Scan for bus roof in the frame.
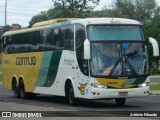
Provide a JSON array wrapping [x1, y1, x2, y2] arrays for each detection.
[[3, 18, 142, 36], [72, 18, 142, 25]]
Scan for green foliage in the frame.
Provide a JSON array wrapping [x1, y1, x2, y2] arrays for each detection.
[[101, 0, 157, 22], [29, 11, 49, 27], [150, 67, 160, 75], [52, 0, 99, 17], [143, 16, 160, 72], [29, 0, 100, 27], [29, 0, 159, 25]]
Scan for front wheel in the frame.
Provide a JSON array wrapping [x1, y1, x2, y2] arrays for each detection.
[[115, 98, 126, 106], [67, 84, 78, 106]]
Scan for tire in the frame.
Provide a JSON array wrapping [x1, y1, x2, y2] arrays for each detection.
[[67, 84, 78, 106], [28, 93, 36, 99], [19, 81, 28, 99], [13, 83, 20, 98], [115, 98, 126, 106]]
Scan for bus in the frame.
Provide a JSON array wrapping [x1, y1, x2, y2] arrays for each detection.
[[2, 18, 159, 106]]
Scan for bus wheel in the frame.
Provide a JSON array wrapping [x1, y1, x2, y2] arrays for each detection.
[[19, 81, 28, 99], [68, 84, 77, 106], [115, 98, 126, 106], [13, 83, 20, 98]]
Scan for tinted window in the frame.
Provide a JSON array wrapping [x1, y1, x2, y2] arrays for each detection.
[[76, 24, 86, 56], [12, 34, 23, 53], [3, 36, 12, 54], [3, 25, 75, 54], [87, 25, 144, 41], [61, 25, 74, 50], [52, 28, 64, 49], [75, 24, 88, 75], [39, 28, 54, 51]]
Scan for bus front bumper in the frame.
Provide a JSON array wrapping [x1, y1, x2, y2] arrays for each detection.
[[89, 86, 149, 99]]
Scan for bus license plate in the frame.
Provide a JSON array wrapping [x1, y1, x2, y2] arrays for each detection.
[[119, 92, 128, 96]]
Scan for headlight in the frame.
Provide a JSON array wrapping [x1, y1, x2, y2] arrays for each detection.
[[138, 82, 149, 87], [91, 83, 107, 89]]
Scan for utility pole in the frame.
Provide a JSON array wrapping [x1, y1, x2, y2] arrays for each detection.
[[5, 0, 7, 26], [62, 0, 65, 17]]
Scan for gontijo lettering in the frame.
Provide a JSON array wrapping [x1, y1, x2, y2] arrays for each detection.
[[16, 57, 36, 66]]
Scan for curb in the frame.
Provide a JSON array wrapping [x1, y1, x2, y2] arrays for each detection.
[[149, 91, 160, 95]]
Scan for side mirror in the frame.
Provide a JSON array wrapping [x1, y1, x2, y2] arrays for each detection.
[[149, 37, 159, 57], [84, 39, 91, 59]]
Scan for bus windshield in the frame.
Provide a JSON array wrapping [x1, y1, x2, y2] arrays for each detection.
[[90, 43, 148, 78], [87, 25, 148, 78], [87, 25, 144, 41]]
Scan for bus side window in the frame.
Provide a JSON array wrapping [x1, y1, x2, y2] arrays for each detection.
[[5, 36, 12, 54], [56, 28, 63, 49], [23, 33, 31, 52], [12, 35, 22, 53], [3, 37, 7, 53], [31, 31, 40, 52], [50, 28, 64, 50], [75, 24, 88, 76], [61, 25, 74, 51], [3, 37, 6, 50]]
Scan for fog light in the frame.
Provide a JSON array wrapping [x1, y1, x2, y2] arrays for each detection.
[[91, 83, 107, 89]]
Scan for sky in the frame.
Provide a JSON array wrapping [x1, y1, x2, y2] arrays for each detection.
[[0, 0, 113, 27]]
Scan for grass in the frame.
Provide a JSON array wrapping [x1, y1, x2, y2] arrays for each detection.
[[150, 83, 160, 95], [150, 83, 160, 91]]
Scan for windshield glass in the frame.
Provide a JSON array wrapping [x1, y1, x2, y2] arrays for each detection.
[[90, 43, 148, 77], [88, 25, 144, 41]]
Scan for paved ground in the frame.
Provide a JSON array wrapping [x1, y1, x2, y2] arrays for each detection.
[[0, 83, 160, 119], [0, 76, 160, 119]]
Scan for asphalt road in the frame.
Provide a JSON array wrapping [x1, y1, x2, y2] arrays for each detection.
[[150, 76, 160, 83], [0, 83, 160, 120]]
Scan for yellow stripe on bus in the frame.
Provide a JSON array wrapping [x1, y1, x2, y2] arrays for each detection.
[[96, 78, 136, 88]]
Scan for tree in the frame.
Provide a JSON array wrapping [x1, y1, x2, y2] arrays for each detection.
[[11, 24, 22, 30], [141, 14, 160, 74], [52, 0, 99, 17], [101, 0, 157, 22], [47, 6, 66, 19], [29, 0, 100, 26], [29, 11, 49, 27]]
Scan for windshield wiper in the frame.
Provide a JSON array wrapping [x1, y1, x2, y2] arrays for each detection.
[[124, 57, 137, 75], [109, 44, 138, 77]]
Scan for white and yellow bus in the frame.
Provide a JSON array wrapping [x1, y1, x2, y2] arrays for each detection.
[[2, 18, 159, 106]]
